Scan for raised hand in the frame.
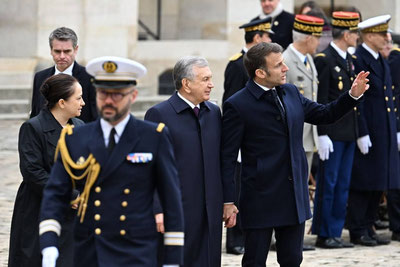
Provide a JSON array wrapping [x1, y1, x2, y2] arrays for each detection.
[[350, 71, 370, 97]]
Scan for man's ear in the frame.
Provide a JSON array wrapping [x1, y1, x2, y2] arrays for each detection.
[[130, 89, 138, 103], [255, 68, 267, 79], [181, 78, 191, 94]]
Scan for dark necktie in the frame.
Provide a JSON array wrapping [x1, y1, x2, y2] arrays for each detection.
[[108, 128, 116, 153], [345, 57, 350, 72], [193, 106, 200, 117], [271, 89, 286, 122]]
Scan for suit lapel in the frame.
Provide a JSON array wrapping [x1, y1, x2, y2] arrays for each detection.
[[87, 120, 108, 171], [359, 46, 382, 77], [100, 116, 141, 179]]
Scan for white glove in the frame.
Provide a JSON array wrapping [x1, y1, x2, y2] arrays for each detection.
[[397, 132, 400, 151], [357, 135, 372, 155], [42, 246, 59, 267], [317, 135, 334, 161]]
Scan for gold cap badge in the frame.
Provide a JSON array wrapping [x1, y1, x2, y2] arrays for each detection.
[[103, 61, 118, 73]]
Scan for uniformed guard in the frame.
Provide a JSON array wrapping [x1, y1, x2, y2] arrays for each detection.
[[39, 56, 184, 267], [253, 0, 295, 49], [283, 14, 324, 177], [222, 17, 273, 255], [311, 11, 360, 249], [348, 14, 399, 246]]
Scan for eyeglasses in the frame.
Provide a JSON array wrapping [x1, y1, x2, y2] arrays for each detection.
[[96, 89, 133, 102]]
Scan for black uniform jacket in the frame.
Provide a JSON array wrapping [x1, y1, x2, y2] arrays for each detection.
[[314, 44, 358, 141]]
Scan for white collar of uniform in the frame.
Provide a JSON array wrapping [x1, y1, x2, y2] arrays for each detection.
[[330, 41, 347, 60], [243, 46, 248, 53], [259, 2, 283, 20], [362, 42, 379, 60], [289, 44, 307, 64], [54, 62, 74, 76], [177, 91, 200, 109], [254, 80, 273, 91], [100, 113, 130, 146]]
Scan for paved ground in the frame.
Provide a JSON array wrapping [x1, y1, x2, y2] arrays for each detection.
[[1, 119, 400, 266]]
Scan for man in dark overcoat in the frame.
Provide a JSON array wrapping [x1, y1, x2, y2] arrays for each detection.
[[252, 0, 294, 49], [39, 56, 184, 267], [222, 17, 273, 255], [311, 11, 360, 249], [221, 41, 369, 266], [145, 56, 223, 267], [348, 15, 400, 246], [30, 27, 97, 122]]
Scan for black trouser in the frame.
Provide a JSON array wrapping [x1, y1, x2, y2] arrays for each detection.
[[347, 189, 382, 238], [387, 189, 400, 233], [242, 223, 304, 267]]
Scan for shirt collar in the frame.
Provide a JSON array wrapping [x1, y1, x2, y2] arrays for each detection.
[[177, 91, 200, 109], [100, 113, 130, 146], [242, 46, 248, 53], [362, 42, 379, 60], [54, 62, 74, 76], [289, 44, 307, 63], [330, 41, 348, 60], [254, 80, 273, 91]]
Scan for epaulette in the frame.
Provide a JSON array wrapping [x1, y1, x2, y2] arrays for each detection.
[[156, 122, 165, 133], [315, 53, 326, 57], [229, 53, 243, 61], [352, 55, 357, 59], [392, 47, 400, 53]]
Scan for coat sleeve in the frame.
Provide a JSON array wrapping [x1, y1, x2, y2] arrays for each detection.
[[30, 73, 42, 118], [314, 55, 330, 136], [18, 121, 50, 196], [300, 85, 360, 125], [221, 100, 245, 203], [155, 127, 184, 265], [144, 108, 164, 215]]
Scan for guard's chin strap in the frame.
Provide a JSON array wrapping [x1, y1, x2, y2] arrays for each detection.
[[55, 124, 101, 223]]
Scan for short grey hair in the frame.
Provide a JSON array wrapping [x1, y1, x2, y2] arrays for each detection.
[[292, 30, 309, 43], [49, 27, 78, 49], [173, 56, 209, 90]]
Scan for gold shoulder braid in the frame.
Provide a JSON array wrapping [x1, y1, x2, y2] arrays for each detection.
[[54, 124, 101, 223]]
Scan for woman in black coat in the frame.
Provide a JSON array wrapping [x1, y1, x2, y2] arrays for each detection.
[[8, 74, 85, 267]]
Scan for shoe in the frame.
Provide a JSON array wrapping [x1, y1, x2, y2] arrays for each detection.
[[371, 234, 391, 245], [374, 220, 389, 230], [333, 238, 354, 248], [315, 237, 343, 249], [226, 246, 245, 255], [302, 244, 315, 251], [392, 232, 400, 241], [350, 235, 377, 246]]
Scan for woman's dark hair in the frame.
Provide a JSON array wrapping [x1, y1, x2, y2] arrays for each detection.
[[40, 74, 78, 109]]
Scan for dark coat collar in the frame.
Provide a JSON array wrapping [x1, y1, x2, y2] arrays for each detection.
[[168, 91, 212, 114]]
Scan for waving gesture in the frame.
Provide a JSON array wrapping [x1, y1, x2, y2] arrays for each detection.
[[350, 71, 370, 97]]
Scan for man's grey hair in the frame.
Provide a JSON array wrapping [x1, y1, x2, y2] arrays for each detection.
[[49, 27, 78, 49], [173, 56, 209, 90], [292, 30, 310, 43]]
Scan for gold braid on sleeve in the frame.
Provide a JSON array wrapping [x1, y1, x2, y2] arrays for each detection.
[[54, 124, 101, 223]]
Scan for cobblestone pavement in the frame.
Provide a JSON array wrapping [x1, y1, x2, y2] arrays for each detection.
[[1, 120, 400, 266]]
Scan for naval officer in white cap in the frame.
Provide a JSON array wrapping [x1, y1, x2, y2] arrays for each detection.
[[348, 15, 400, 246], [39, 56, 184, 267]]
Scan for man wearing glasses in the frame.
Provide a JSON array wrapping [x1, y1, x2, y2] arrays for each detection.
[[39, 56, 184, 267]]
